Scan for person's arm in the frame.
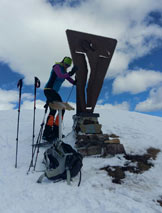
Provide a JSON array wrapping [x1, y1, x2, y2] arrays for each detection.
[[54, 64, 75, 84], [66, 75, 75, 84], [54, 65, 69, 78], [68, 66, 78, 76]]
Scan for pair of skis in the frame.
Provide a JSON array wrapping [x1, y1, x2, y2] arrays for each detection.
[[15, 77, 40, 168]]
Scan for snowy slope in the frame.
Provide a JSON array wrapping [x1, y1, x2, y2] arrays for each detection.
[[0, 108, 162, 213]]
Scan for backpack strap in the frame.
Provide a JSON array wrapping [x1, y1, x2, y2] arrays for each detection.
[[37, 173, 45, 183], [66, 168, 71, 185], [78, 170, 82, 187], [65, 153, 73, 185]]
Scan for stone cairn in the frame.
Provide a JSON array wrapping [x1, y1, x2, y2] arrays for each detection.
[[73, 113, 126, 157]]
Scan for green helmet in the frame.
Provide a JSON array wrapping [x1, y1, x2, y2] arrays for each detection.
[[63, 57, 72, 66]]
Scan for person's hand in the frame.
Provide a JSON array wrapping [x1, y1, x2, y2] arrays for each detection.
[[73, 79, 77, 85], [68, 65, 78, 76]]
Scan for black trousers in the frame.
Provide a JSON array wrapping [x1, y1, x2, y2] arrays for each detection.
[[44, 89, 65, 118], [43, 89, 65, 138]]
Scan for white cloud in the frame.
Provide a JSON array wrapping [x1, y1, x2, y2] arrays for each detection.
[[97, 99, 104, 105], [113, 69, 162, 94], [97, 91, 110, 105], [0, 102, 16, 110], [0, 89, 18, 110], [0, 0, 162, 85], [135, 86, 162, 112], [22, 93, 33, 100], [0, 88, 37, 110], [21, 100, 45, 110], [96, 101, 130, 111]]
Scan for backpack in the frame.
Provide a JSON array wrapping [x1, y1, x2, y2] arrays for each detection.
[[37, 142, 83, 185]]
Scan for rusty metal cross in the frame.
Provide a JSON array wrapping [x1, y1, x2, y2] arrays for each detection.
[[66, 29, 117, 114]]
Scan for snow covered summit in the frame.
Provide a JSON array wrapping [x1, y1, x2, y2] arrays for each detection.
[[0, 108, 162, 213]]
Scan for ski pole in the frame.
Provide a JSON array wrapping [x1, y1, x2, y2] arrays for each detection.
[[33, 120, 44, 171], [31, 77, 40, 166], [15, 78, 23, 168], [27, 104, 48, 174]]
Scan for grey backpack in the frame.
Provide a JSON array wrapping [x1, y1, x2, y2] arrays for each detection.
[[37, 142, 83, 185]]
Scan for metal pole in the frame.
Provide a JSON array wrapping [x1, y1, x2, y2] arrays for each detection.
[[27, 104, 48, 174], [31, 77, 40, 166], [58, 109, 62, 141], [15, 79, 23, 168]]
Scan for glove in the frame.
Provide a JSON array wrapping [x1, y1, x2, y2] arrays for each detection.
[[68, 65, 78, 76], [44, 102, 49, 110], [73, 79, 77, 85]]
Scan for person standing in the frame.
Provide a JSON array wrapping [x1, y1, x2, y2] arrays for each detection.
[[43, 56, 77, 141]]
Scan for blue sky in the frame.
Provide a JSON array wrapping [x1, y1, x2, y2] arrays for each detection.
[[0, 0, 162, 117]]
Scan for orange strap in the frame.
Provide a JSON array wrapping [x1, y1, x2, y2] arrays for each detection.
[[54, 114, 63, 126], [47, 115, 54, 126]]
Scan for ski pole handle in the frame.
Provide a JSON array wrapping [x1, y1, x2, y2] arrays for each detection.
[[34, 77, 40, 88], [17, 79, 23, 90]]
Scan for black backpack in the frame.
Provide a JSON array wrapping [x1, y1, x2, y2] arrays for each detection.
[[37, 142, 83, 185]]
